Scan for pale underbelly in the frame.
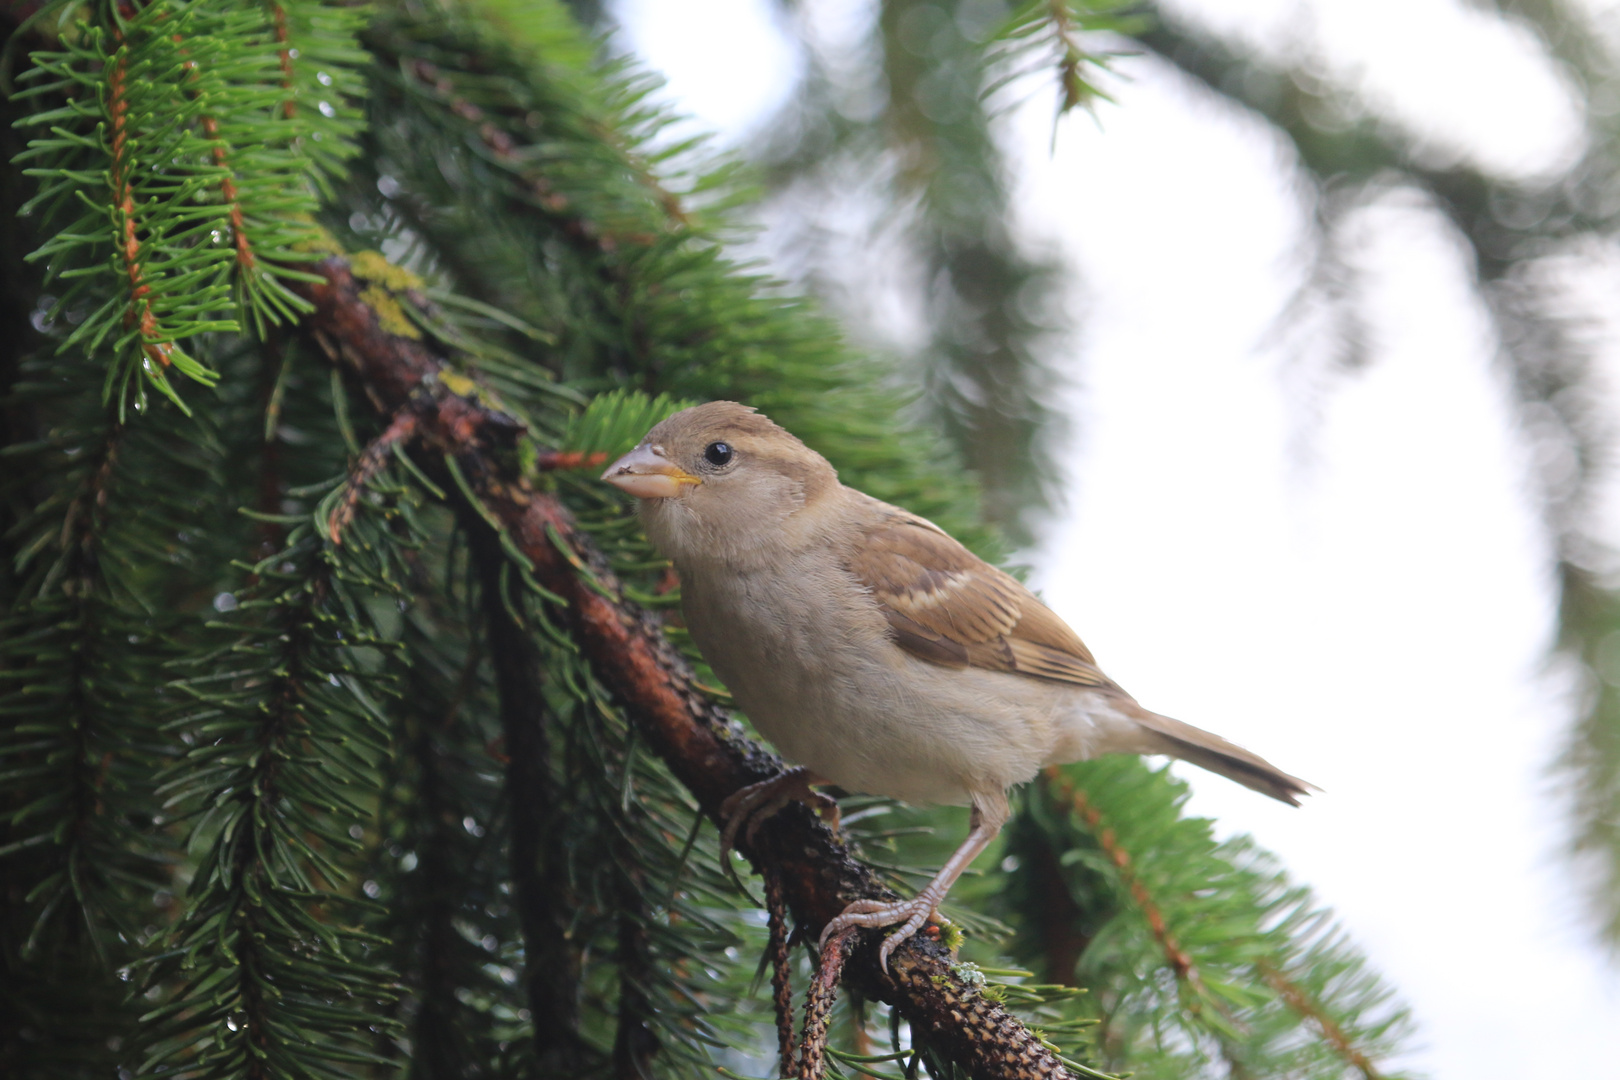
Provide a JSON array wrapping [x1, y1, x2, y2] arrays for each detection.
[[680, 566, 1126, 806], [722, 645, 1088, 806]]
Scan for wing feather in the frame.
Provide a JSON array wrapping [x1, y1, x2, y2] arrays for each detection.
[[847, 508, 1112, 688]]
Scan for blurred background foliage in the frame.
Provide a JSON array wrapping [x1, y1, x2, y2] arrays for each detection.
[[2, 0, 1618, 1078]]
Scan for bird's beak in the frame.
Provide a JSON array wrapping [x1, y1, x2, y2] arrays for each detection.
[[600, 444, 701, 499]]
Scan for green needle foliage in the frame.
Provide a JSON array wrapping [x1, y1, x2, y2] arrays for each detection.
[[140, 474, 419, 1079], [14, 0, 364, 414], [2, 1, 1415, 1078], [1008, 761, 1409, 1079]]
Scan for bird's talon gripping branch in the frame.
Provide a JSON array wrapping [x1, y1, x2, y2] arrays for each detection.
[[718, 765, 840, 864], [820, 895, 940, 973]]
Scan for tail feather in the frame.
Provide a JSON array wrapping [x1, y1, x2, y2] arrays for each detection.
[[1127, 708, 1312, 807]]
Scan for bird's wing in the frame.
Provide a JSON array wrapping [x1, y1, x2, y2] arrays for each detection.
[[847, 509, 1114, 688]]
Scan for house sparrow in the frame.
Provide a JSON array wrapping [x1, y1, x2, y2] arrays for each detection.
[[602, 401, 1310, 969]]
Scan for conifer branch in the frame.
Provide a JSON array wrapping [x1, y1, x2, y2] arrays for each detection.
[[1034, 763, 1404, 1077], [0, 349, 227, 1071], [612, 853, 659, 1080], [373, 577, 539, 1078], [4, 420, 146, 959], [990, 1, 1125, 118], [403, 56, 659, 254], [397, 656, 479, 1076], [1041, 769, 1198, 987], [142, 475, 411, 1079], [105, 39, 170, 371], [293, 252, 1075, 1080], [1256, 961, 1382, 1080], [202, 110, 256, 270], [267, 0, 294, 119]]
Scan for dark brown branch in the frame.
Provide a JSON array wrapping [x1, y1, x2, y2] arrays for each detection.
[[468, 523, 591, 1074], [763, 870, 795, 1078], [292, 255, 1072, 1080], [796, 928, 852, 1080], [1020, 811, 1091, 987], [329, 409, 418, 545]]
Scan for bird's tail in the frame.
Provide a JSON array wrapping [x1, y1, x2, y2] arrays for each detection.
[[1126, 706, 1313, 806]]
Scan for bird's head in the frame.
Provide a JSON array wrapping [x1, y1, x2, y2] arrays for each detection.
[[601, 401, 840, 565]]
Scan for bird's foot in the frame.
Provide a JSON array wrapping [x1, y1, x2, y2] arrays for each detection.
[[718, 766, 839, 863], [818, 894, 940, 974]]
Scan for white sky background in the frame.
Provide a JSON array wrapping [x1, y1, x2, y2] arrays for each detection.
[[611, 0, 1620, 1075]]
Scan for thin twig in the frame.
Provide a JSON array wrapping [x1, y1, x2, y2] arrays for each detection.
[[796, 928, 853, 1080], [764, 870, 795, 1077], [106, 33, 169, 367], [329, 409, 418, 545], [533, 449, 609, 471], [267, 0, 295, 119]]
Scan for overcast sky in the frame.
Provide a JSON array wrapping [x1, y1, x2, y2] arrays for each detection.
[[610, 1, 1620, 1075]]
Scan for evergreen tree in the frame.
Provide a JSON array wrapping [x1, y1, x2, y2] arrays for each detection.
[[1, 2, 1417, 1078]]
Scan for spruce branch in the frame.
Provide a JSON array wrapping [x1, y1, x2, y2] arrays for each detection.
[[12, 0, 368, 412], [1026, 761, 1410, 1079], [612, 844, 660, 1080], [367, 563, 535, 1079], [268, 0, 295, 119], [0, 351, 228, 1073], [329, 408, 419, 544], [106, 40, 172, 374], [141, 472, 416, 1079], [1041, 769, 1198, 988], [268, 0, 368, 184], [16, 7, 234, 412], [988, 1, 1139, 118], [292, 251, 1075, 1080], [1256, 961, 1382, 1080]]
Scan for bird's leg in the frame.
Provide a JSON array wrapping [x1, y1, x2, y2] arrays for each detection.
[[719, 766, 840, 863], [819, 792, 1009, 973]]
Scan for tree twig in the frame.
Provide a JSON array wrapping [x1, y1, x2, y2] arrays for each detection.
[[763, 870, 795, 1078], [796, 928, 852, 1080], [329, 408, 418, 544]]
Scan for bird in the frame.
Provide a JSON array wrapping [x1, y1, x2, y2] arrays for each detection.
[[601, 400, 1310, 971]]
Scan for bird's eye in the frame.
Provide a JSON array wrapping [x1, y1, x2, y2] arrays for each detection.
[[703, 442, 734, 467]]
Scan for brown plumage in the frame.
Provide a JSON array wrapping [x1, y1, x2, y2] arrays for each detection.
[[850, 511, 1112, 686], [602, 401, 1312, 968]]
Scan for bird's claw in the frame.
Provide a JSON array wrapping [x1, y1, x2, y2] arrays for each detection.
[[718, 766, 839, 865], [818, 895, 939, 974]]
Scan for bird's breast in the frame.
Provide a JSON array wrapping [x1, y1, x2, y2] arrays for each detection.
[[676, 554, 1070, 805]]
